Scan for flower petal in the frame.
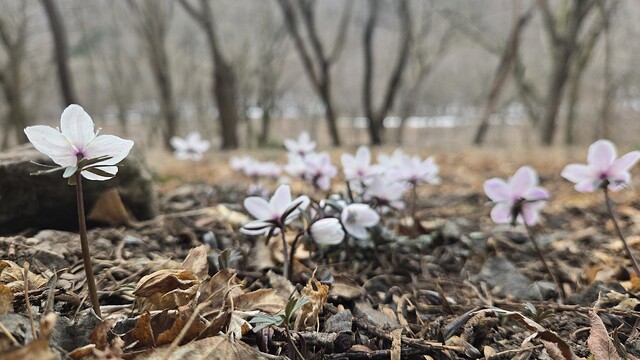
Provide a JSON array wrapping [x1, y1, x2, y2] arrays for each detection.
[[588, 139, 616, 171], [561, 164, 594, 184], [509, 166, 537, 197], [609, 151, 640, 181], [81, 166, 118, 181], [521, 202, 541, 225], [24, 125, 76, 168], [60, 104, 96, 149], [358, 206, 380, 227], [244, 197, 273, 220], [575, 180, 598, 193], [490, 202, 512, 224], [343, 222, 367, 239], [283, 195, 310, 224], [524, 186, 549, 202], [483, 178, 510, 202], [170, 137, 188, 151], [84, 135, 134, 166], [270, 184, 292, 215]]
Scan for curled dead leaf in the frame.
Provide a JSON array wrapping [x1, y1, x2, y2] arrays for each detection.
[[587, 310, 621, 360], [134, 269, 199, 310], [294, 276, 329, 331], [0, 260, 47, 292]]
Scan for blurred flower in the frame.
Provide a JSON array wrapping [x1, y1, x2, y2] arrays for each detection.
[[247, 182, 269, 198], [395, 155, 440, 185], [241, 184, 310, 236], [484, 166, 549, 226], [284, 131, 316, 156], [284, 153, 308, 179], [230, 155, 255, 172], [253, 161, 282, 179], [561, 139, 640, 192], [170, 132, 210, 161], [24, 104, 134, 181], [364, 177, 406, 210], [341, 146, 382, 182], [302, 152, 337, 191], [340, 203, 380, 239], [377, 148, 405, 171], [310, 218, 345, 245]]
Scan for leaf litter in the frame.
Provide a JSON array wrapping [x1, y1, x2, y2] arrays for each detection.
[[1, 148, 640, 359]]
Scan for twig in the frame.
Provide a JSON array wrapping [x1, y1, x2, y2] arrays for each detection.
[[22, 262, 37, 339], [523, 221, 565, 303], [486, 344, 542, 359]]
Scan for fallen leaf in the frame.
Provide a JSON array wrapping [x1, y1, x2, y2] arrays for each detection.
[[0, 339, 56, 360], [0, 284, 14, 314], [139, 335, 283, 360], [87, 188, 131, 226], [233, 289, 288, 314], [0, 261, 47, 292], [123, 311, 155, 349], [587, 310, 621, 360], [134, 269, 199, 310], [182, 245, 210, 280], [329, 276, 363, 300], [155, 306, 206, 346], [89, 319, 116, 351], [294, 276, 329, 330]]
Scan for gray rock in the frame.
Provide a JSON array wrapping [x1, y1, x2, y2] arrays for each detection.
[[472, 256, 536, 300], [0, 144, 157, 234]]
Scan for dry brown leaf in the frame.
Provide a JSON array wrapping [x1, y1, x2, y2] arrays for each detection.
[[139, 335, 283, 360], [233, 289, 288, 314], [0, 260, 47, 292], [124, 311, 155, 349], [182, 245, 210, 280], [0, 339, 56, 360], [88, 319, 116, 351], [199, 268, 243, 307], [154, 306, 206, 347], [0, 284, 14, 314], [329, 275, 364, 300], [134, 269, 199, 310], [540, 339, 570, 360], [248, 239, 276, 271], [294, 276, 329, 330], [87, 188, 131, 226], [266, 270, 296, 297], [587, 310, 621, 360]]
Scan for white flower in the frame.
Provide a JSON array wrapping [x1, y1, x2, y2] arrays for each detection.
[[284, 131, 316, 156], [340, 204, 380, 239], [341, 146, 382, 182], [302, 152, 338, 191], [170, 131, 210, 161], [377, 148, 406, 171], [284, 153, 308, 179], [364, 177, 407, 210], [253, 161, 282, 179], [24, 104, 134, 181], [395, 155, 440, 185], [230, 155, 256, 172], [241, 184, 310, 236], [310, 218, 345, 245]]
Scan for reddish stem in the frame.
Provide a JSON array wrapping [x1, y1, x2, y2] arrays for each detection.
[[603, 186, 640, 277]]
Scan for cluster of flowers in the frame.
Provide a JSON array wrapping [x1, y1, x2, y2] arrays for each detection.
[[234, 132, 442, 248], [485, 139, 640, 226]]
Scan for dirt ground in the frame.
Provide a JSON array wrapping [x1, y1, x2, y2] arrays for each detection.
[[2, 145, 640, 359]]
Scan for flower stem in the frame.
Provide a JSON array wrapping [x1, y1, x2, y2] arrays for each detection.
[[523, 221, 564, 302], [75, 172, 102, 317], [281, 229, 290, 280], [411, 181, 418, 227], [603, 186, 640, 277]]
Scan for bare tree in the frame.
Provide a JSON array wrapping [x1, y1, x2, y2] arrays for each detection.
[[537, 0, 603, 145], [128, 0, 178, 150], [362, 0, 411, 146], [178, 0, 239, 149], [396, 3, 453, 145], [276, 0, 352, 147], [473, 2, 533, 145], [596, 2, 614, 141], [562, 1, 617, 144], [0, 1, 29, 148], [40, 0, 78, 106]]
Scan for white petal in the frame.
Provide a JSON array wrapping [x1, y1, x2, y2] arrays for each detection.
[[343, 222, 367, 239], [490, 202, 512, 224], [561, 164, 595, 184], [509, 166, 537, 197], [483, 178, 510, 202], [60, 104, 96, 149], [170, 137, 188, 151], [81, 166, 118, 181], [84, 134, 134, 166], [270, 185, 292, 215], [588, 139, 616, 171], [24, 125, 76, 168], [244, 197, 273, 220]]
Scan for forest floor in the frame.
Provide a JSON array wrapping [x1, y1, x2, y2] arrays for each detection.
[[2, 146, 640, 359]]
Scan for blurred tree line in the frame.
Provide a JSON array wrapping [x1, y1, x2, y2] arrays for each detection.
[[0, 0, 637, 150]]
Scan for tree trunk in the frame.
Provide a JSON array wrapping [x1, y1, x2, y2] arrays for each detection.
[[40, 0, 78, 106], [540, 54, 571, 146]]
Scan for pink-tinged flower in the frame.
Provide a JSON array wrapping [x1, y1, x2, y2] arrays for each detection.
[[253, 161, 282, 179], [341, 146, 382, 182], [241, 184, 310, 236], [310, 218, 345, 245], [395, 155, 440, 185], [24, 104, 134, 181], [170, 131, 210, 161], [483, 166, 549, 225], [230, 155, 255, 172], [302, 152, 337, 191], [364, 177, 407, 210], [284, 131, 316, 156], [561, 139, 640, 192], [377, 148, 405, 171], [284, 153, 308, 179], [340, 203, 380, 239]]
